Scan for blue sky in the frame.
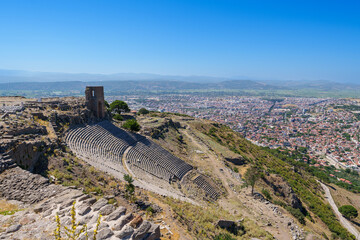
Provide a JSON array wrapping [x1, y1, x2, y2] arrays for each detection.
[[0, 0, 359, 82]]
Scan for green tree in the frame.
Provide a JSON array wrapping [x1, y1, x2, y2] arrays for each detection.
[[123, 119, 140, 132], [244, 166, 262, 195], [124, 174, 135, 201], [339, 205, 358, 219], [109, 100, 130, 114], [138, 108, 149, 115], [104, 100, 110, 108]]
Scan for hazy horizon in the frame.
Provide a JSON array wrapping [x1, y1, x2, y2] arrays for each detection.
[[1, 68, 359, 85]]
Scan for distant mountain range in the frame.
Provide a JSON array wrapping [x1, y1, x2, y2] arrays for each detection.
[[0, 69, 359, 85], [0, 69, 359, 96], [0, 79, 280, 92], [0, 69, 226, 83]]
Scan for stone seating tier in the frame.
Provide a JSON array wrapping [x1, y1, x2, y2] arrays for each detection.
[[65, 121, 193, 183], [193, 175, 220, 200]]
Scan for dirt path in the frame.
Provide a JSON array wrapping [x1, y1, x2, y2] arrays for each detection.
[[319, 182, 360, 239], [181, 128, 238, 198], [182, 127, 296, 240]]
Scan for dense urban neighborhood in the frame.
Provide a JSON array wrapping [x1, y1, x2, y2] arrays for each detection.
[[120, 95, 360, 174]]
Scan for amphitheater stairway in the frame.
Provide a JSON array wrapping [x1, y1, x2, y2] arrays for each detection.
[[193, 175, 221, 200]]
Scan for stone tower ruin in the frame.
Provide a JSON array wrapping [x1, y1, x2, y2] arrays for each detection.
[[85, 86, 106, 119]]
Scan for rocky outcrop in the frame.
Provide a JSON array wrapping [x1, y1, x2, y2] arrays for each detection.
[[9, 141, 48, 172], [142, 118, 183, 139], [263, 174, 304, 211], [0, 167, 161, 240], [216, 219, 245, 235], [0, 167, 64, 203]]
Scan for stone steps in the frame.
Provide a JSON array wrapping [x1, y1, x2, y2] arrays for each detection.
[[193, 175, 220, 200]]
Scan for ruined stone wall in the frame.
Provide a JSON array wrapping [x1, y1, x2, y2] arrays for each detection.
[[85, 86, 105, 119]]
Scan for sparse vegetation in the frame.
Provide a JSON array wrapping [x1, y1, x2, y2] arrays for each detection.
[[122, 119, 140, 131], [213, 233, 236, 240], [199, 122, 354, 239], [261, 189, 272, 200], [124, 174, 135, 202], [164, 197, 272, 239]]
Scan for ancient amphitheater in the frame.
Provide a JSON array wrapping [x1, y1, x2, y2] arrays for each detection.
[[65, 120, 220, 201]]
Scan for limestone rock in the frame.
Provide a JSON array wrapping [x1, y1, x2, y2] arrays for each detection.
[[96, 228, 113, 240], [82, 197, 96, 206], [113, 213, 133, 231], [115, 225, 134, 239], [78, 214, 92, 225], [99, 204, 115, 216], [146, 223, 161, 240], [60, 199, 75, 210], [6, 224, 21, 233], [98, 222, 109, 230], [77, 206, 91, 216], [92, 198, 108, 211], [132, 221, 152, 240], [78, 194, 91, 202], [106, 206, 126, 221]]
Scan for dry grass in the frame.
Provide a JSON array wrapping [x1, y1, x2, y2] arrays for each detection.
[[0, 199, 18, 213], [34, 117, 57, 139]]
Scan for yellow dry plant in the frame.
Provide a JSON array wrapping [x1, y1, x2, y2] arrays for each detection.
[[54, 201, 101, 240]]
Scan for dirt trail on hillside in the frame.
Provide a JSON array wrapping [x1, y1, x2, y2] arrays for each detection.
[[320, 182, 360, 239]]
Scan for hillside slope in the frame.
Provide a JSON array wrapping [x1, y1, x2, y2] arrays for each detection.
[[1, 100, 356, 239], [137, 112, 356, 240]]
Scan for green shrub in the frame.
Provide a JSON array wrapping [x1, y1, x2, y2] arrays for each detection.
[[286, 206, 305, 225], [261, 189, 272, 200], [146, 206, 155, 217], [124, 174, 135, 201], [339, 205, 358, 219], [123, 119, 140, 132], [0, 210, 21, 216], [113, 114, 123, 121]]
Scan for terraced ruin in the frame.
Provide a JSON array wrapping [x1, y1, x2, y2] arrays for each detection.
[[0, 167, 160, 240], [65, 120, 221, 201]]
